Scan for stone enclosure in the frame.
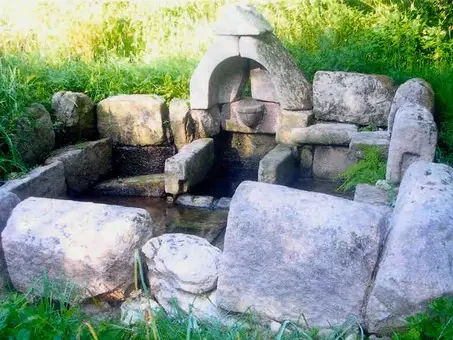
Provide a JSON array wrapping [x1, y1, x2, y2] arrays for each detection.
[[0, 4, 447, 337]]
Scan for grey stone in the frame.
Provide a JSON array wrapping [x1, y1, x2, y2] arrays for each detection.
[[258, 144, 298, 185], [276, 110, 314, 144], [142, 234, 221, 295], [217, 181, 389, 327], [222, 100, 279, 134], [299, 145, 313, 178], [214, 197, 232, 210], [15, 104, 55, 166], [97, 94, 168, 146], [366, 161, 453, 334], [169, 99, 195, 150], [52, 91, 97, 143], [240, 34, 312, 110], [2, 162, 66, 200], [45, 138, 112, 193], [120, 292, 161, 326], [213, 4, 273, 36], [349, 131, 390, 159], [250, 61, 279, 102], [113, 145, 176, 176], [388, 78, 434, 135], [2, 197, 153, 299], [313, 146, 358, 180], [354, 184, 389, 206], [386, 103, 437, 184], [0, 190, 21, 291], [190, 106, 221, 138], [165, 139, 214, 196], [291, 123, 358, 146], [93, 174, 165, 197], [313, 71, 396, 126], [190, 36, 246, 109], [175, 195, 215, 209]]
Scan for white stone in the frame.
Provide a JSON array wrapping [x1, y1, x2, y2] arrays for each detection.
[[367, 161, 453, 333], [240, 34, 312, 110], [217, 181, 389, 327], [2, 162, 66, 200], [120, 293, 161, 326], [97, 94, 168, 146], [164, 138, 214, 196], [213, 197, 232, 210], [2, 197, 153, 299], [388, 78, 434, 135], [313, 71, 396, 126], [142, 234, 221, 295], [313, 146, 358, 180], [175, 195, 215, 209], [258, 144, 298, 185], [290, 123, 358, 146], [45, 139, 112, 193], [354, 184, 389, 206], [386, 103, 437, 184], [213, 4, 273, 36]]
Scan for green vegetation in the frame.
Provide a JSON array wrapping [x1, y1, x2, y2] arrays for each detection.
[[337, 146, 386, 191], [0, 0, 452, 180]]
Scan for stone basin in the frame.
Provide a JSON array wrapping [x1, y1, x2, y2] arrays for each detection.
[[236, 98, 265, 128]]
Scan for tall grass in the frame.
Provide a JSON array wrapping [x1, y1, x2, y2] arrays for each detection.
[[0, 0, 452, 179]]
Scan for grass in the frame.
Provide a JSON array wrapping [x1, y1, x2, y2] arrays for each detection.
[[0, 0, 452, 180], [337, 146, 386, 192]]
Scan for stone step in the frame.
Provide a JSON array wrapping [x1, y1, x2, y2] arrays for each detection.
[[290, 123, 358, 146], [93, 174, 165, 197]]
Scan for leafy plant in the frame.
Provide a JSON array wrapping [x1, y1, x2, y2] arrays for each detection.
[[337, 146, 386, 192]]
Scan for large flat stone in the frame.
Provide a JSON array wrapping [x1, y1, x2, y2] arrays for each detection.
[[217, 181, 389, 327], [2, 162, 66, 200], [388, 78, 434, 135], [366, 162, 453, 334], [2, 197, 153, 299], [386, 103, 437, 184], [113, 145, 176, 176], [240, 34, 312, 110], [353, 184, 389, 206], [93, 174, 165, 197], [313, 146, 358, 180], [291, 123, 358, 146], [313, 71, 396, 126], [165, 139, 214, 196], [45, 139, 112, 193], [190, 36, 245, 109], [258, 144, 298, 185], [97, 94, 168, 146]]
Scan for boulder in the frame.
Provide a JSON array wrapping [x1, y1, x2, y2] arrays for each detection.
[[217, 181, 389, 327], [388, 78, 434, 135], [313, 71, 396, 126], [0, 190, 21, 290], [190, 106, 221, 138], [353, 184, 389, 206], [45, 138, 112, 193], [290, 123, 358, 146], [93, 174, 165, 197], [239, 34, 312, 110], [2, 197, 153, 299], [97, 94, 168, 146], [2, 162, 66, 200], [349, 131, 389, 159], [175, 195, 215, 209], [213, 4, 273, 36], [52, 91, 97, 143], [142, 234, 221, 295], [386, 103, 437, 184], [250, 61, 279, 102], [164, 139, 214, 196], [190, 36, 246, 109], [276, 110, 314, 144], [15, 104, 55, 166], [366, 162, 453, 334], [258, 144, 298, 185], [313, 146, 358, 180], [113, 145, 176, 177], [169, 99, 195, 150]]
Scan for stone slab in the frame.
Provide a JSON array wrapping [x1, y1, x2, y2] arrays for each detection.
[[354, 184, 389, 206], [291, 123, 358, 146], [258, 144, 298, 185], [349, 131, 390, 159], [313, 146, 358, 180], [93, 174, 165, 197]]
